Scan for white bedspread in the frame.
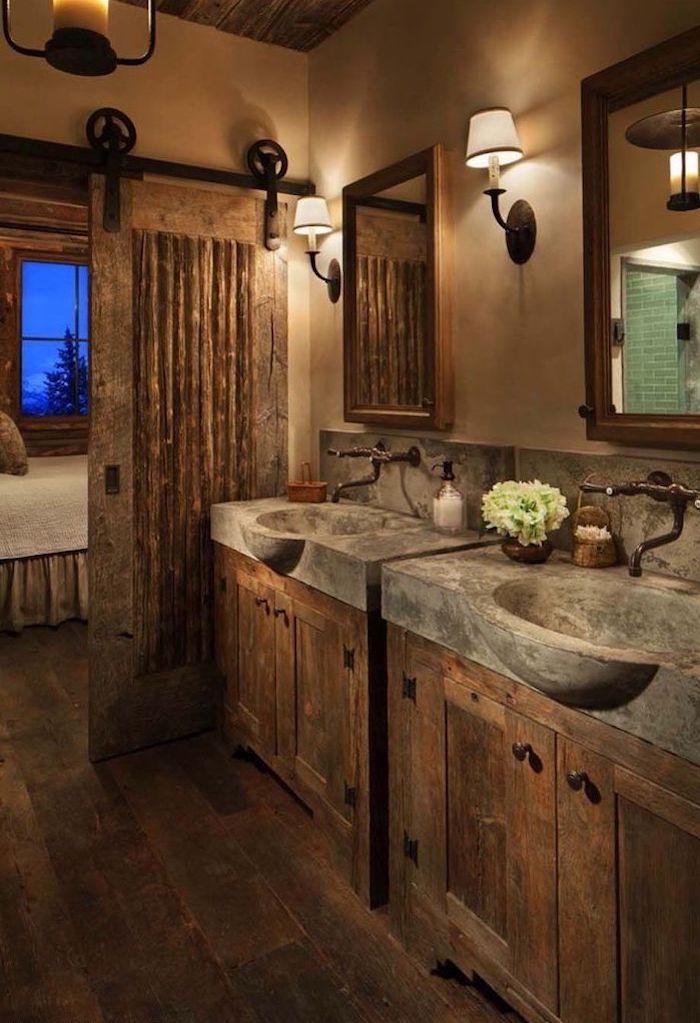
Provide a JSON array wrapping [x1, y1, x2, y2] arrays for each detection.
[[0, 455, 88, 560]]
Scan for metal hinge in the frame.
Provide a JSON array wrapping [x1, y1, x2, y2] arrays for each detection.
[[343, 646, 355, 671], [402, 673, 417, 702], [403, 830, 418, 865], [344, 781, 357, 808]]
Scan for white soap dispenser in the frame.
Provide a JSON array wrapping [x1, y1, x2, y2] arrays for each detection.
[[432, 460, 464, 534]]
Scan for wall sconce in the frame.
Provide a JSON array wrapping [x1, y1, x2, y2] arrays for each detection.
[[626, 84, 700, 212], [2, 0, 156, 76], [293, 196, 342, 303], [466, 107, 537, 264]]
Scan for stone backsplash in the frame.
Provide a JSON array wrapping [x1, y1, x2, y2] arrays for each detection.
[[320, 430, 700, 583], [319, 430, 515, 531], [518, 448, 700, 583]]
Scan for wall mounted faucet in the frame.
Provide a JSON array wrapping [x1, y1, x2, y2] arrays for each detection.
[[580, 471, 700, 576], [327, 441, 421, 503]]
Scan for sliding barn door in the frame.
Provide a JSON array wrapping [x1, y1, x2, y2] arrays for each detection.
[[88, 178, 287, 760]]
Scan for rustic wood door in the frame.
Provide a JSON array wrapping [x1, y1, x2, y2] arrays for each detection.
[[282, 597, 356, 823], [89, 177, 287, 760]]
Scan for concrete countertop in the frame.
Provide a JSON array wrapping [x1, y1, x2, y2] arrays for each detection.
[[211, 497, 493, 611], [382, 546, 700, 765]]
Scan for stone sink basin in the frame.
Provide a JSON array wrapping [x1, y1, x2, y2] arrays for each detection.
[[382, 547, 700, 711], [211, 497, 491, 611], [491, 572, 700, 708], [243, 504, 420, 575], [255, 505, 411, 538]]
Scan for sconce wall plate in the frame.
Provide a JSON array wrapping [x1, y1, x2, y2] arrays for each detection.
[[310, 254, 341, 303], [483, 187, 537, 264], [504, 198, 537, 264]]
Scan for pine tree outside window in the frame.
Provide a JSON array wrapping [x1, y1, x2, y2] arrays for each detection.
[[20, 259, 89, 418]]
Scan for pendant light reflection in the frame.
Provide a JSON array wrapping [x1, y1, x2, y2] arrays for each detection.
[[626, 83, 700, 212]]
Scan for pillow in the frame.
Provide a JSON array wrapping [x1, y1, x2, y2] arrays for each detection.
[[0, 412, 28, 476]]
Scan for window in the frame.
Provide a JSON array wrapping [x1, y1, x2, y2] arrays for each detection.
[[20, 259, 89, 418]]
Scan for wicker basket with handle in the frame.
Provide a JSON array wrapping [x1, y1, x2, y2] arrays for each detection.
[[287, 462, 327, 504], [571, 479, 617, 569]]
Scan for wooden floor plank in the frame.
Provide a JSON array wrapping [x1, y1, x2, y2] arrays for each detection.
[[224, 801, 501, 1023], [0, 740, 104, 1023], [0, 640, 257, 1023], [233, 942, 366, 1023], [110, 745, 304, 971], [0, 623, 508, 1023]]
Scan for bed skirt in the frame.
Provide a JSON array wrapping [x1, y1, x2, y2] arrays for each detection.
[[0, 551, 88, 634]]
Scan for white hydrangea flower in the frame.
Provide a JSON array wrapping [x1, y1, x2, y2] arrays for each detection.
[[482, 480, 570, 547]]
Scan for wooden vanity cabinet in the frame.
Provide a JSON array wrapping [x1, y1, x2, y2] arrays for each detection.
[[215, 544, 388, 907], [388, 627, 700, 1023]]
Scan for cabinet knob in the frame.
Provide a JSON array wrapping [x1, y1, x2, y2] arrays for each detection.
[[512, 741, 533, 762], [274, 607, 289, 625], [566, 770, 588, 791], [255, 596, 270, 614]]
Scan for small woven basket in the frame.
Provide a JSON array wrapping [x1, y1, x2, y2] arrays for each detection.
[[571, 483, 617, 569], [287, 462, 327, 504]]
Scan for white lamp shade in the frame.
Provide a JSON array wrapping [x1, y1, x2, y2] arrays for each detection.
[[293, 196, 333, 236], [466, 108, 524, 168]]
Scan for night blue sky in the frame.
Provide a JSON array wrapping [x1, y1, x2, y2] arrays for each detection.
[[21, 261, 89, 408]]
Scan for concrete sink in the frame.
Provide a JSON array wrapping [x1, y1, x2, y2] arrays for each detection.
[[211, 497, 491, 611], [255, 505, 411, 538], [382, 547, 700, 712], [494, 574, 698, 658], [490, 572, 700, 708]]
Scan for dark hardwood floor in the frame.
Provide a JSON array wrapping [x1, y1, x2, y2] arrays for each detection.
[[0, 622, 516, 1023]]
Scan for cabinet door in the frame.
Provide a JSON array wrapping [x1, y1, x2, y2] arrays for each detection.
[[286, 598, 356, 822], [558, 738, 617, 1023], [445, 689, 558, 1014], [234, 573, 276, 755], [389, 643, 447, 951], [616, 769, 700, 1023], [504, 711, 558, 1014], [444, 680, 508, 965], [214, 544, 234, 683]]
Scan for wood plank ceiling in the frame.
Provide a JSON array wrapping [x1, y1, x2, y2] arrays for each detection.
[[119, 0, 376, 51]]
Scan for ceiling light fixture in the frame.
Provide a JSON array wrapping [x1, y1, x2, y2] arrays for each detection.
[[2, 0, 156, 76]]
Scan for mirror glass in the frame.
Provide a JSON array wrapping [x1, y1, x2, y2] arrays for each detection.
[[354, 175, 428, 408], [609, 82, 700, 415]]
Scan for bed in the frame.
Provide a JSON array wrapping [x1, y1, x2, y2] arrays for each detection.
[[0, 455, 88, 633]]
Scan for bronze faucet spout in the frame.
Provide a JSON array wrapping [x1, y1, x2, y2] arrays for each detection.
[[629, 502, 685, 578], [580, 471, 700, 577], [327, 442, 420, 503]]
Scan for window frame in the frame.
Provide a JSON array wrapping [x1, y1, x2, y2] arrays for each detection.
[[17, 252, 91, 428]]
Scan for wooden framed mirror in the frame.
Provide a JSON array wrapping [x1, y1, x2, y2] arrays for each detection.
[[343, 144, 453, 430], [582, 26, 700, 448]]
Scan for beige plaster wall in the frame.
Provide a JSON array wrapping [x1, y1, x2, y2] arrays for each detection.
[[0, 0, 311, 472], [307, 0, 700, 462]]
